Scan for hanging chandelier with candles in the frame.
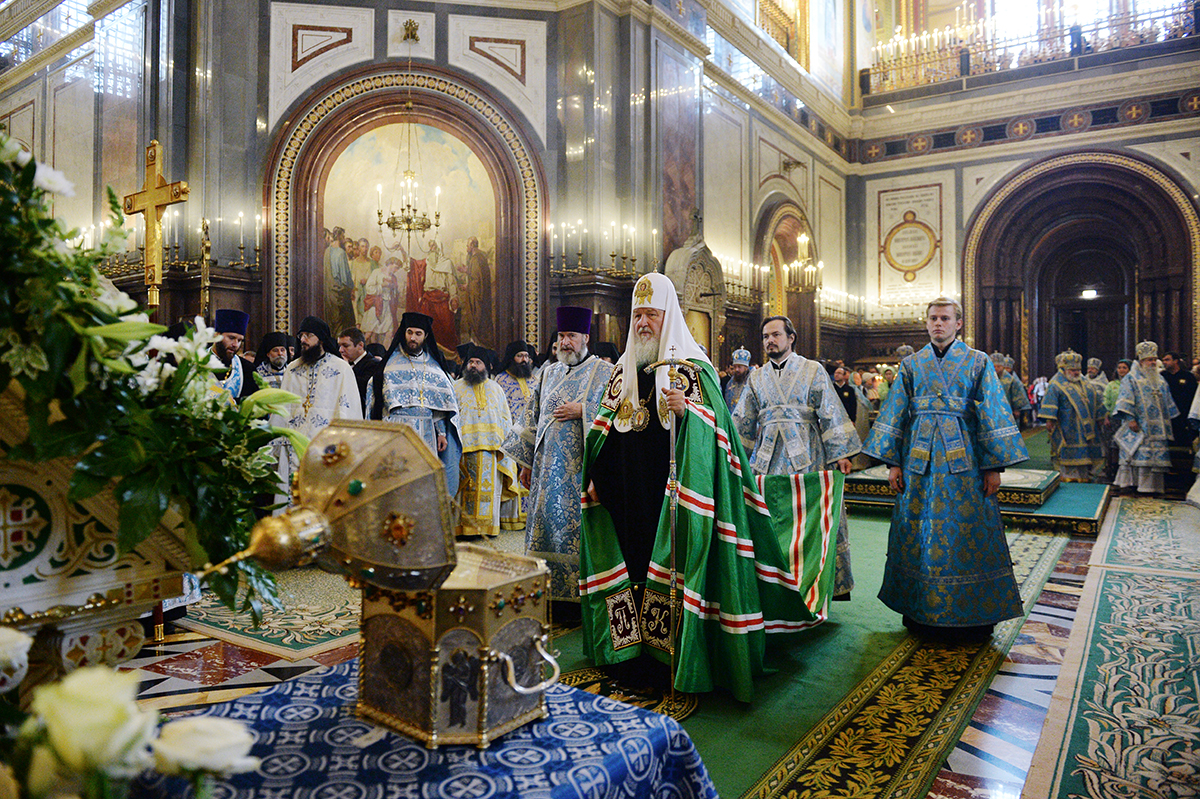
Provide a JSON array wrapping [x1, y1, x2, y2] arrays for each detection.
[[378, 19, 441, 253]]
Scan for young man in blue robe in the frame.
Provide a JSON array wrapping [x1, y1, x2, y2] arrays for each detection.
[[864, 297, 1029, 642]]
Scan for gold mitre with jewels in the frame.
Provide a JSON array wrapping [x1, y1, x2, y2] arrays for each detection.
[[1135, 340, 1158, 360], [1057, 350, 1082, 370]]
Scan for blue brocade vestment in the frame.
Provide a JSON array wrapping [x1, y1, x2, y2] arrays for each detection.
[[863, 340, 1029, 627]]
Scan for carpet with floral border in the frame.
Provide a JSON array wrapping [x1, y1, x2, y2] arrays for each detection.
[[741, 528, 1067, 799]]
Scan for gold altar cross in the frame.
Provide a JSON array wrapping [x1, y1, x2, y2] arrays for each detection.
[[122, 140, 188, 308]]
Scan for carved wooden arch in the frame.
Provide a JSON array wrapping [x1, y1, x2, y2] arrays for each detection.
[[262, 63, 547, 346], [755, 195, 816, 317], [963, 151, 1200, 371]]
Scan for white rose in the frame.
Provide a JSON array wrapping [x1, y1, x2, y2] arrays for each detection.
[[152, 717, 260, 776], [32, 162, 75, 197], [30, 666, 157, 774], [0, 626, 33, 670], [0, 627, 32, 692]]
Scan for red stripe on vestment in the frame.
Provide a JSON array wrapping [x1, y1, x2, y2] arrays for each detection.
[[677, 485, 716, 518], [579, 563, 628, 595]]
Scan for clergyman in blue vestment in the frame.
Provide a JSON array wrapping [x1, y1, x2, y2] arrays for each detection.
[[864, 297, 1029, 642]]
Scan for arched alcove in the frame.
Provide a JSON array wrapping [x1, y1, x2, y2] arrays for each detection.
[[263, 64, 547, 348], [963, 151, 1199, 379], [755, 198, 818, 355]]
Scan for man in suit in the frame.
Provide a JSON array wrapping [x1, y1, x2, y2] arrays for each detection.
[[338, 326, 382, 416]]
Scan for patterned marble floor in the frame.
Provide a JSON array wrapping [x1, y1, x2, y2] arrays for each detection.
[[927, 538, 1094, 799], [123, 530, 1098, 797]]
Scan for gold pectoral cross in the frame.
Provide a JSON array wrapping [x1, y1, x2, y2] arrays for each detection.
[[123, 140, 189, 308]]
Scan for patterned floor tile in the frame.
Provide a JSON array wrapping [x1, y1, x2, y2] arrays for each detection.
[[140, 641, 280, 686], [929, 768, 1024, 798]]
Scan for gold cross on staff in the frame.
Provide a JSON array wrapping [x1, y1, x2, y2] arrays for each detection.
[[122, 140, 188, 308]]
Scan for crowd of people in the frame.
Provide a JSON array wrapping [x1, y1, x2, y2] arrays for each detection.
[[199, 288, 1199, 702]]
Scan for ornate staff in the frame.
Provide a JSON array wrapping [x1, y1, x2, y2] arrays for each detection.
[[644, 345, 696, 706]]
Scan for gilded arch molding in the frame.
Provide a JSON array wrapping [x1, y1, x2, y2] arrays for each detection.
[[265, 67, 545, 345], [963, 152, 1200, 350]]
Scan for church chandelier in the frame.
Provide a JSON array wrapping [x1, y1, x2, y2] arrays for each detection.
[[377, 19, 441, 256]]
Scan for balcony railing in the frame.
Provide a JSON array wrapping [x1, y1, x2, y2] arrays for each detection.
[[867, 2, 1195, 94]]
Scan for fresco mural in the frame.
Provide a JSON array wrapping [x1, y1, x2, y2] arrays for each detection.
[[321, 122, 498, 355]]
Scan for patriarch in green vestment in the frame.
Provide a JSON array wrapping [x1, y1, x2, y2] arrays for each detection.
[[864, 297, 1028, 642], [579, 273, 842, 702]]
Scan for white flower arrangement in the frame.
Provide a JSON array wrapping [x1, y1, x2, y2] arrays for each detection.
[[0, 630, 259, 799]]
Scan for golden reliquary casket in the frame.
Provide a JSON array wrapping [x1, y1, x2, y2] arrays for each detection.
[[227, 420, 557, 748]]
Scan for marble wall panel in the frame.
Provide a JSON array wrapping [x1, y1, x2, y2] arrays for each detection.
[[962, 158, 1028, 223], [594, 9, 618, 260], [48, 54, 95, 234], [655, 38, 700, 257], [1130, 137, 1200, 197], [701, 87, 749, 267], [753, 123, 811, 217], [0, 83, 39, 157], [448, 15, 547, 147], [268, 2, 374, 130], [95, 0, 143, 240], [815, 166, 845, 294], [386, 11, 435, 61]]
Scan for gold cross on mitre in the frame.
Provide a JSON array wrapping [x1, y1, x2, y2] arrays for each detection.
[[122, 140, 188, 308]]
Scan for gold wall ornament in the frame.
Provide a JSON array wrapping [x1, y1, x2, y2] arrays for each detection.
[[122, 140, 189, 309]]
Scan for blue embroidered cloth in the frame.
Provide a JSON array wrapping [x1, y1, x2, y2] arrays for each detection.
[[132, 659, 718, 799]]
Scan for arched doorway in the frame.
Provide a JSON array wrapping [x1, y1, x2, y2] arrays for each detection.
[[756, 200, 817, 356], [1039, 239, 1132, 378], [263, 64, 547, 348], [964, 152, 1199, 380]]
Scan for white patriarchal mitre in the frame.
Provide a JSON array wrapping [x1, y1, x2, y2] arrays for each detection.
[[612, 272, 712, 431]]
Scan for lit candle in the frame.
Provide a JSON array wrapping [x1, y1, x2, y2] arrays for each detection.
[[435, 186, 441, 214], [238, 211, 244, 249], [629, 227, 636, 260], [652, 228, 658, 261], [377, 183, 383, 210], [610, 221, 617, 252], [622, 224, 628, 256], [255, 214, 262, 249], [577, 219, 583, 252]]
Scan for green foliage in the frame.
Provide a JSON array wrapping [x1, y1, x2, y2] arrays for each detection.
[[0, 136, 296, 622]]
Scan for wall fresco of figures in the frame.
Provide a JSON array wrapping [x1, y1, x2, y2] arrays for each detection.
[[320, 122, 498, 354]]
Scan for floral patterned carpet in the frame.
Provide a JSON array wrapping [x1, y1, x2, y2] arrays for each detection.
[[1023, 498, 1200, 799], [174, 567, 360, 660], [742, 529, 1068, 799]]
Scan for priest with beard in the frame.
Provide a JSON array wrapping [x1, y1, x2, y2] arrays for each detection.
[[579, 273, 843, 702], [502, 309, 613, 620], [453, 346, 523, 537], [495, 340, 537, 531], [367, 311, 462, 497], [272, 316, 362, 502], [210, 309, 254, 402], [252, 331, 290, 390]]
